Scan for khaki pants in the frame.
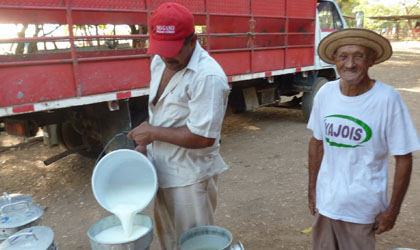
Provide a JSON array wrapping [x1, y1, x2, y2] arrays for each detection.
[[154, 176, 218, 250], [312, 212, 375, 250]]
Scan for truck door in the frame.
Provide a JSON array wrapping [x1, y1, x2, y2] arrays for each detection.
[[317, 0, 345, 66]]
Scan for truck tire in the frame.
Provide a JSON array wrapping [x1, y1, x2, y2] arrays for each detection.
[[228, 87, 246, 113], [302, 77, 328, 121], [57, 121, 101, 158]]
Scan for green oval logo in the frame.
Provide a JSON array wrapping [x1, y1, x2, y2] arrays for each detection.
[[324, 114, 372, 148]]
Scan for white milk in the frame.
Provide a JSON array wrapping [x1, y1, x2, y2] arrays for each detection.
[[105, 183, 154, 237], [95, 225, 149, 243], [181, 234, 230, 250], [111, 203, 138, 237]]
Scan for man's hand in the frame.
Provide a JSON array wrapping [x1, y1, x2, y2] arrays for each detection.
[[127, 122, 155, 154], [374, 153, 412, 234], [374, 209, 398, 234], [128, 124, 215, 153], [308, 188, 316, 216], [134, 144, 147, 156]]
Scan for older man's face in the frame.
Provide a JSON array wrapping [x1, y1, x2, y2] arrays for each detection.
[[333, 45, 375, 85]]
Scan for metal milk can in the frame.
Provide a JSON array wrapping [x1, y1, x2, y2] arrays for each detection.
[[0, 193, 43, 242], [0, 226, 57, 250]]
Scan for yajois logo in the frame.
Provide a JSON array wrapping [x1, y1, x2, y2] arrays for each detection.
[[324, 114, 372, 148]]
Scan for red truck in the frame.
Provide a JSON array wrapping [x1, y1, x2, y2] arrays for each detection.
[[0, 0, 346, 158]]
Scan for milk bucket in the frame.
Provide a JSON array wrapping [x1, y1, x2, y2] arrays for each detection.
[[88, 214, 153, 250], [0, 194, 44, 243], [179, 225, 244, 250], [89, 149, 158, 250], [0, 226, 57, 250]]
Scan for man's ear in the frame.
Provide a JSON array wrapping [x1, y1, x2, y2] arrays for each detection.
[[332, 54, 337, 63], [190, 34, 198, 46], [368, 49, 377, 67]]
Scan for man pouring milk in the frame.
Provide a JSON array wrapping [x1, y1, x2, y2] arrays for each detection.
[[127, 2, 230, 249]]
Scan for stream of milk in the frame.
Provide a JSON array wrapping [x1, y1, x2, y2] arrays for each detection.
[[95, 183, 154, 243], [111, 203, 138, 237], [94, 225, 149, 243]]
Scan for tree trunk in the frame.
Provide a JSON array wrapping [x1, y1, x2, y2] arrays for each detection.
[[28, 25, 41, 53], [15, 25, 28, 54]]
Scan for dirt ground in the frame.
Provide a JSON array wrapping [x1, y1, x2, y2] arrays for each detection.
[[1, 41, 420, 250]]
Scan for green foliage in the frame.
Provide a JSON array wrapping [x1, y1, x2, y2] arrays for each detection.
[[336, 0, 360, 16], [337, 0, 420, 32]]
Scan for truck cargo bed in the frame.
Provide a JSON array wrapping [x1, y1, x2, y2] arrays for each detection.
[[0, 0, 316, 112]]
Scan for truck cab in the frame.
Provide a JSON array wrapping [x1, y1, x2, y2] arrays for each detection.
[[316, 0, 347, 68]]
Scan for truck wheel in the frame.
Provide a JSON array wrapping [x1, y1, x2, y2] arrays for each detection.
[[302, 77, 328, 121], [57, 121, 101, 158], [228, 87, 246, 113]]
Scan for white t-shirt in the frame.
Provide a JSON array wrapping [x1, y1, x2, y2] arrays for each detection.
[[307, 79, 420, 224], [147, 42, 230, 188]]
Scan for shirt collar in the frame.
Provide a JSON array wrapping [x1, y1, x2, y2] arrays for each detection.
[[184, 41, 201, 73]]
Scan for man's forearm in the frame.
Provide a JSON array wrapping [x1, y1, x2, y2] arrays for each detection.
[[152, 125, 215, 149], [374, 153, 412, 234], [308, 137, 324, 189], [388, 153, 412, 215], [308, 136, 323, 215]]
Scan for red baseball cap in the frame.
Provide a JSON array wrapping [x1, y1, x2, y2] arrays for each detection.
[[147, 2, 194, 58]]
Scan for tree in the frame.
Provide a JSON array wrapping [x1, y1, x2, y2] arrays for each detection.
[[14, 24, 42, 54], [336, 0, 360, 16], [15, 25, 28, 54], [400, 0, 420, 37], [351, 0, 420, 39]]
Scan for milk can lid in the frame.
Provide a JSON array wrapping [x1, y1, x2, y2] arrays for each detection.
[[0, 226, 54, 250], [0, 193, 33, 208], [0, 202, 43, 229]]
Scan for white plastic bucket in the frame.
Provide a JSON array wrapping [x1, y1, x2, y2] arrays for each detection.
[[91, 149, 158, 214]]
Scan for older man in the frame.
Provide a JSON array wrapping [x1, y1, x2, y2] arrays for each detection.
[[307, 28, 420, 250], [127, 2, 230, 249]]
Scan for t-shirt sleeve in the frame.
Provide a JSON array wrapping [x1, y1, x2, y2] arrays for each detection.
[[186, 75, 230, 138], [307, 90, 324, 140], [386, 92, 420, 155]]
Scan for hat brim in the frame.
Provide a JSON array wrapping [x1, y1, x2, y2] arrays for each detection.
[[318, 28, 392, 65], [147, 37, 184, 58]]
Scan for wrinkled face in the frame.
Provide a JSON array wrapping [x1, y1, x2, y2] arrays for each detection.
[[161, 35, 197, 72], [333, 45, 375, 85]]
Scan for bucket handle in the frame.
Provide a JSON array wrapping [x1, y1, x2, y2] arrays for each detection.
[[94, 131, 130, 166], [2, 192, 11, 203], [7, 231, 38, 244], [232, 241, 245, 250], [0, 200, 31, 214]]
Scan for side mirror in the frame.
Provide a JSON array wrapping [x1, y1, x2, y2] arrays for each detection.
[[335, 21, 343, 30]]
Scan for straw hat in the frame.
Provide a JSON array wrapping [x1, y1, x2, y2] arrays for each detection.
[[318, 28, 392, 65]]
